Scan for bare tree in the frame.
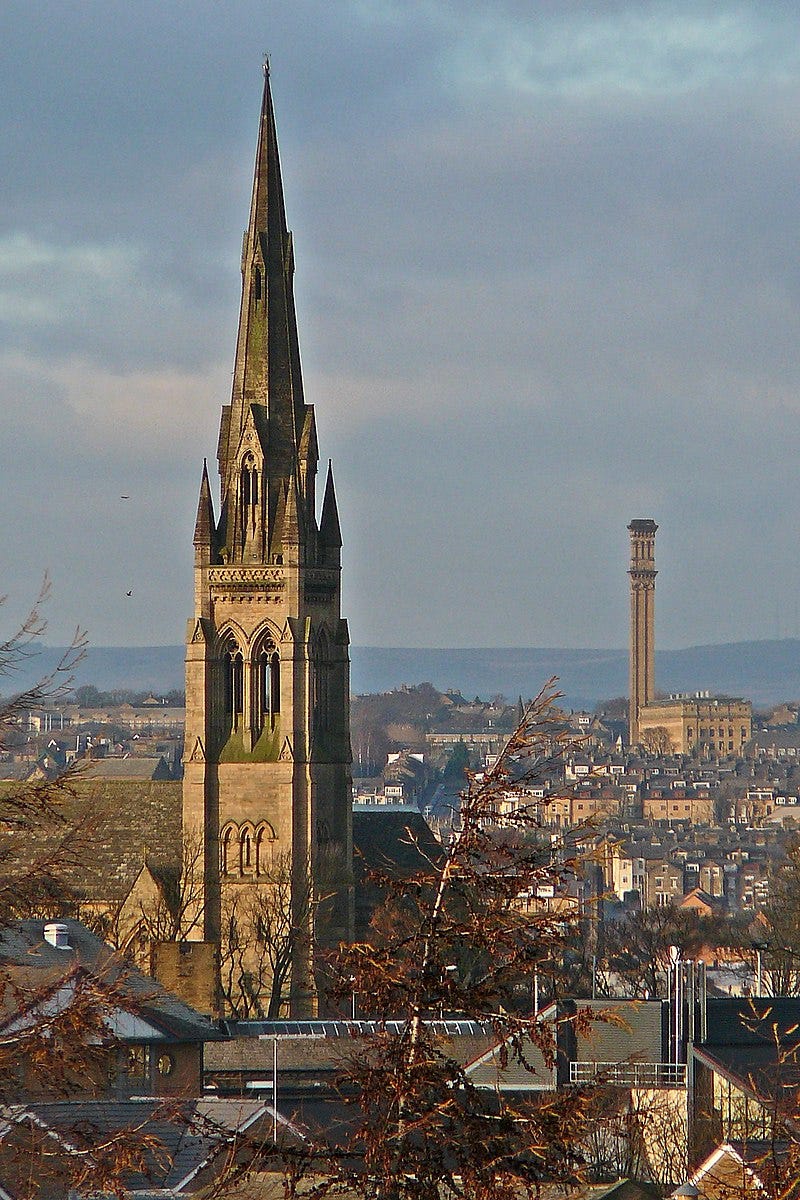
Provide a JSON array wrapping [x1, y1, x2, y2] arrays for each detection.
[[0, 586, 180, 1197], [137, 833, 206, 945], [219, 851, 319, 1019], [759, 836, 800, 996], [289, 682, 599, 1199], [0, 580, 91, 923], [639, 726, 674, 755], [574, 1083, 689, 1188]]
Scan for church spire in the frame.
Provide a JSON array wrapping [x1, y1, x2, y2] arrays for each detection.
[[222, 66, 306, 489], [184, 70, 352, 1011]]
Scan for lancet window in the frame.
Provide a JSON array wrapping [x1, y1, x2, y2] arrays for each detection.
[[254, 631, 281, 733], [220, 825, 235, 876], [221, 633, 244, 730], [242, 827, 254, 872], [312, 631, 330, 734], [240, 454, 259, 509]]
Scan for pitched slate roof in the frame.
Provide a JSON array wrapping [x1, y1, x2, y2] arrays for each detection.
[[86, 756, 173, 781], [0, 778, 182, 902], [464, 999, 666, 1092], [564, 998, 665, 1065], [7, 1097, 280, 1192], [352, 808, 443, 879], [206, 1022, 497, 1088], [704, 997, 800, 1047], [463, 1033, 555, 1091], [352, 808, 444, 940], [693, 1043, 800, 1103], [0, 919, 222, 1044]]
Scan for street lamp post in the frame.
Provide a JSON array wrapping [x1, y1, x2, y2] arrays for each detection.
[[752, 939, 768, 998]]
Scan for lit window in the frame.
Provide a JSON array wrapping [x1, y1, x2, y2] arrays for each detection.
[[126, 1045, 150, 1081]]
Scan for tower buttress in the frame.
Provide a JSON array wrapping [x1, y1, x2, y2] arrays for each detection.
[[193, 460, 215, 620], [319, 461, 342, 565]]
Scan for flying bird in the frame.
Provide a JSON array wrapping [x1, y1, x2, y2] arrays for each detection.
[[126, 590, 133, 598], [120, 495, 130, 500]]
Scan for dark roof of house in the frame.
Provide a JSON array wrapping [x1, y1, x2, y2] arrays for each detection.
[[564, 998, 665, 1065], [464, 1033, 554, 1091], [11, 1097, 279, 1192], [207, 1022, 497, 1082], [86, 756, 173, 781], [693, 1043, 800, 1102], [704, 998, 800, 1047], [679, 888, 721, 909], [463, 1000, 665, 1092], [352, 808, 444, 940], [0, 764, 30, 781], [352, 809, 443, 880], [0, 919, 223, 1044]]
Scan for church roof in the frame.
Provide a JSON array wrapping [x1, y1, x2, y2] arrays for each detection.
[[352, 808, 443, 881], [0, 779, 182, 903], [86, 756, 174, 781], [352, 808, 444, 942]]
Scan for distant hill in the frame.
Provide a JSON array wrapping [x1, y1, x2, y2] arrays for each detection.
[[4, 640, 800, 710], [352, 647, 628, 709], [0, 645, 187, 699], [351, 642, 800, 709]]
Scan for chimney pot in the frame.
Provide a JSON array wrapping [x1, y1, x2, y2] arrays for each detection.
[[43, 922, 71, 950]]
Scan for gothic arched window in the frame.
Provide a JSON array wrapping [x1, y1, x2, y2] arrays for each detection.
[[253, 632, 280, 734], [220, 824, 236, 876], [240, 454, 258, 510], [240, 823, 256, 876], [255, 821, 276, 874], [231, 652, 244, 722], [313, 631, 330, 734], [220, 633, 244, 732]]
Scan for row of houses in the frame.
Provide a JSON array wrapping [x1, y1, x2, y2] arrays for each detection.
[[3, 917, 792, 1196], [593, 826, 781, 912]]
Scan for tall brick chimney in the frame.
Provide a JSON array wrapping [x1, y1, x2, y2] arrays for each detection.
[[628, 519, 658, 745]]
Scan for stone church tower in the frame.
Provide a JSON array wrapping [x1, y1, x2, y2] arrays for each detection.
[[628, 518, 657, 746], [182, 69, 352, 1015]]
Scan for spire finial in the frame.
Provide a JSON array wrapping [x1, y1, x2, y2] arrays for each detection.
[[263, 52, 270, 77]]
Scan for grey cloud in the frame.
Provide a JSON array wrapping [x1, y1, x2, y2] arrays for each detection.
[[2, 1, 800, 653]]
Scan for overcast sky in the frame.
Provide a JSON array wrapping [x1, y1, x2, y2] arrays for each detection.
[[2, 1, 800, 651]]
